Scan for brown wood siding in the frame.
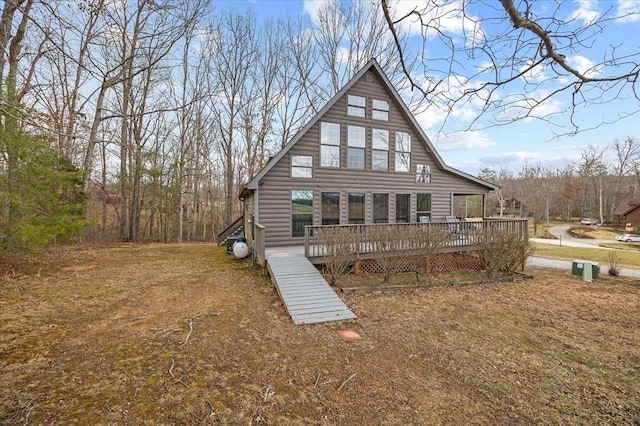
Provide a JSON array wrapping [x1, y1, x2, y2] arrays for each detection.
[[627, 207, 640, 228], [257, 69, 491, 247]]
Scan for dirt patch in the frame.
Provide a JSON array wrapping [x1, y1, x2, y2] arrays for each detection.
[[1, 244, 639, 424]]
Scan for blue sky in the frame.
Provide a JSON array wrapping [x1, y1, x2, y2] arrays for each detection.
[[216, 0, 639, 175]]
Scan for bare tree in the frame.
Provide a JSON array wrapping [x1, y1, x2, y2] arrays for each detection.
[[609, 137, 640, 219], [34, 0, 105, 165], [518, 163, 554, 235], [95, 0, 207, 241], [576, 145, 607, 222], [380, 0, 640, 137], [211, 10, 259, 226], [312, 0, 415, 103], [273, 17, 322, 148]]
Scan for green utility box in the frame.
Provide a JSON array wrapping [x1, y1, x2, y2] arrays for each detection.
[[571, 260, 600, 279]]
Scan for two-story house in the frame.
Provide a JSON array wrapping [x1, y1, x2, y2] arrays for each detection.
[[240, 58, 497, 248]]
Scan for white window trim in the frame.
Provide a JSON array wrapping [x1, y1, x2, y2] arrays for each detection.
[[372, 99, 389, 121], [347, 94, 366, 117], [416, 164, 431, 183], [395, 131, 411, 172], [291, 155, 313, 178], [320, 122, 341, 168]]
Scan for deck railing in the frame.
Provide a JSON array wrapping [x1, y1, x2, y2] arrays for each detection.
[[254, 223, 266, 267], [304, 219, 528, 258], [216, 215, 244, 244]]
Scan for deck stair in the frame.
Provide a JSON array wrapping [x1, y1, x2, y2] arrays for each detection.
[[217, 215, 244, 245], [265, 247, 356, 325]]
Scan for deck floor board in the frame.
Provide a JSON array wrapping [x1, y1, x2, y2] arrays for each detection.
[[265, 246, 356, 325]]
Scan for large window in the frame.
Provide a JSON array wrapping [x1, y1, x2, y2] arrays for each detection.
[[416, 193, 432, 223], [416, 164, 431, 183], [372, 99, 389, 121], [372, 128, 389, 171], [348, 192, 365, 224], [321, 122, 340, 167], [373, 193, 389, 223], [291, 155, 312, 178], [292, 190, 313, 237], [347, 94, 365, 117], [396, 194, 410, 223], [395, 131, 411, 172], [321, 192, 340, 225], [347, 125, 365, 169]]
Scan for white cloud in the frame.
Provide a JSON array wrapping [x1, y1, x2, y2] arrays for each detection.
[[479, 151, 546, 166], [407, 71, 494, 131], [617, 0, 640, 22], [475, 149, 581, 172], [567, 55, 602, 78], [432, 130, 495, 151], [520, 59, 547, 82], [413, 104, 449, 130], [570, 0, 599, 24], [496, 89, 565, 123], [303, 0, 337, 27], [385, 0, 483, 42]]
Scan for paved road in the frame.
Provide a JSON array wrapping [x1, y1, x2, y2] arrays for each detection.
[[526, 256, 640, 278], [528, 225, 640, 279]]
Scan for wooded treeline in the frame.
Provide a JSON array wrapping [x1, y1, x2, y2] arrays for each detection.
[[480, 138, 640, 231], [0, 0, 638, 249], [0, 0, 417, 248]]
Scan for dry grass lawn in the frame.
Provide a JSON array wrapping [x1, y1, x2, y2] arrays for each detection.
[[1, 243, 639, 425]]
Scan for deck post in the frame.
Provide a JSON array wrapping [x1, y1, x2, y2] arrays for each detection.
[[254, 224, 266, 267], [304, 226, 309, 257]]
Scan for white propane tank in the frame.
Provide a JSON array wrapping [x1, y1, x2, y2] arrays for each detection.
[[233, 241, 250, 258]]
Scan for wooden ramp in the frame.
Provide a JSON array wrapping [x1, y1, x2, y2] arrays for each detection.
[[265, 247, 356, 325]]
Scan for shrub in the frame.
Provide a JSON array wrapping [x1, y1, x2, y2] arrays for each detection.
[[318, 227, 357, 285], [410, 225, 450, 280], [608, 251, 621, 277], [476, 229, 535, 277], [368, 225, 409, 282]]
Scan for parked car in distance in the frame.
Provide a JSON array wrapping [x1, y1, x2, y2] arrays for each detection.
[[615, 233, 640, 242], [580, 218, 598, 225]]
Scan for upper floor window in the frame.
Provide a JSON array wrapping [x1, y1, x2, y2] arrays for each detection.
[[372, 99, 389, 121], [347, 94, 366, 117], [347, 125, 365, 169], [416, 164, 431, 183], [372, 128, 389, 171], [291, 155, 313, 178], [395, 131, 411, 172], [320, 122, 340, 167]]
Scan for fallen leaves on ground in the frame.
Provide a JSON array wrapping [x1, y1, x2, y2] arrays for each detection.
[[1, 244, 639, 424]]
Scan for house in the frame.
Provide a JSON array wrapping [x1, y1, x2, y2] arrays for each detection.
[[240, 59, 498, 248], [494, 197, 529, 217], [613, 198, 640, 230]]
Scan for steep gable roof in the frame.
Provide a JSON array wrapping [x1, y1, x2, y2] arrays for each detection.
[[244, 58, 497, 192], [614, 198, 640, 216]]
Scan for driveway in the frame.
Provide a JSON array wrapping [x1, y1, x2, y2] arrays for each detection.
[[534, 225, 616, 247], [528, 225, 640, 278]]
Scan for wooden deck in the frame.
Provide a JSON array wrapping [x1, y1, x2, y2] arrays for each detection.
[[304, 219, 529, 262], [265, 246, 356, 325]]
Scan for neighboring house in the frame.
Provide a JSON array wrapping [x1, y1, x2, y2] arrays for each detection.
[[494, 197, 530, 217], [240, 59, 498, 248], [613, 198, 640, 230]]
